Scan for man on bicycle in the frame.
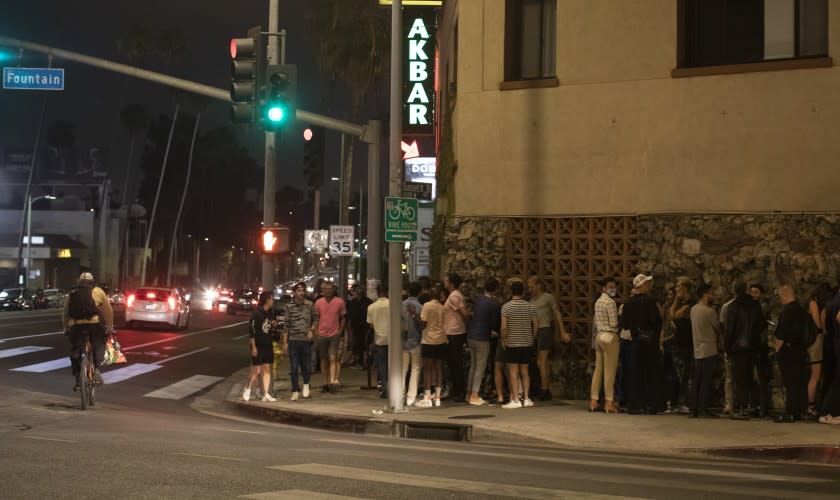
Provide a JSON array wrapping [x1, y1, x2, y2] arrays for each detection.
[[63, 272, 114, 389]]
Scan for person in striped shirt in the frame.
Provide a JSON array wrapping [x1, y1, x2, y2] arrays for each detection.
[[500, 280, 538, 409], [590, 277, 620, 413]]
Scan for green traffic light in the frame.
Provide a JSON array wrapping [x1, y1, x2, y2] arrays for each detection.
[[267, 106, 284, 122], [0, 50, 15, 63]]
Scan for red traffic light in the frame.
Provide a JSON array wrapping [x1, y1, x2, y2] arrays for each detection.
[[260, 226, 289, 254], [230, 38, 237, 59]]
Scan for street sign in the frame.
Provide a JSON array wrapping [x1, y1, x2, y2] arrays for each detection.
[[304, 229, 329, 252], [401, 181, 432, 200], [385, 196, 418, 242], [329, 225, 354, 256], [3, 67, 64, 90]]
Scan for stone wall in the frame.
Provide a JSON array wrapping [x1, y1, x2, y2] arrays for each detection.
[[442, 213, 840, 402]]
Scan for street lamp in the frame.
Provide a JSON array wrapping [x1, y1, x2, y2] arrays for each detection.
[[26, 194, 56, 289]]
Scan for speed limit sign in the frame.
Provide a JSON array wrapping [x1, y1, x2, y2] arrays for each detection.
[[329, 225, 354, 256]]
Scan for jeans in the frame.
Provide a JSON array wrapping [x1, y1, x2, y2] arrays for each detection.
[[446, 333, 467, 398], [467, 339, 490, 394], [591, 332, 620, 402], [68, 323, 105, 376], [375, 344, 389, 392], [403, 345, 421, 401], [730, 350, 757, 411], [287, 340, 312, 393], [616, 338, 634, 405], [631, 339, 664, 413], [692, 355, 719, 414]]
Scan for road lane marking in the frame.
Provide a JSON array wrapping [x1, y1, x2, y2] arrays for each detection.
[[155, 347, 210, 364], [201, 427, 267, 435], [101, 363, 161, 383], [11, 357, 70, 372], [22, 436, 77, 443], [0, 331, 64, 343], [317, 439, 828, 484], [0, 346, 51, 358], [145, 374, 224, 400], [122, 321, 247, 351], [241, 490, 369, 499], [233, 334, 249, 340], [0, 319, 62, 328], [270, 464, 643, 499], [171, 452, 248, 462]]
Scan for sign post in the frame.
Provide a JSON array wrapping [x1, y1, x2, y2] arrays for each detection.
[[384, 196, 418, 242], [3, 67, 64, 90]]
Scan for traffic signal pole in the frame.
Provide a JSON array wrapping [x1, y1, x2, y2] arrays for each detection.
[[262, 0, 280, 291]]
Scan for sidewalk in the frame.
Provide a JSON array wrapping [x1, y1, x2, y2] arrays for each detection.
[[224, 356, 840, 455]]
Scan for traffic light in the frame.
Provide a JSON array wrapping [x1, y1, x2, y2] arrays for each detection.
[[260, 226, 290, 254], [260, 64, 297, 131], [229, 26, 264, 124], [303, 126, 325, 188]]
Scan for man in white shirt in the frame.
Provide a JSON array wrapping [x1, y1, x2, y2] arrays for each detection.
[[367, 283, 390, 399]]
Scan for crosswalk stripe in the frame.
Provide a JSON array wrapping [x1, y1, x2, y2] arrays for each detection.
[[101, 363, 161, 384], [145, 375, 224, 400], [240, 490, 368, 500], [0, 346, 51, 358], [11, 357, 70, 372], [269, 463, 643, 500], [317, 439, 828, 484]]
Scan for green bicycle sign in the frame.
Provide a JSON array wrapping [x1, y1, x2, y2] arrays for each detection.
[[385, 196, 418, 242]]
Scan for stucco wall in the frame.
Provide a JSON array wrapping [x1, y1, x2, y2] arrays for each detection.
[[451, 0, 840, 216]]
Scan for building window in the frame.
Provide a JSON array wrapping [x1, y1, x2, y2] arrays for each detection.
[[505, 0, 557, 80], [679, 0, 828, 68]]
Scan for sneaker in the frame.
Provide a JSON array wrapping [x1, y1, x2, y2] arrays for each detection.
[[406, 398, 416, 407], [522, 398, 534, 408], [722, 405, 733, 415], [242, 388, 251, 401], [302, 384, 310, 398], [261, 393, 277, 402], [433, 397, 441, 407], [469, 397, 487, 406], [415, 398, 433, 408], [93, 368, 103, 385], [290, 391, 300, 401], [829, 416, 840, 425], [502, 400, 523, 409], [676, 405, 690, 414]]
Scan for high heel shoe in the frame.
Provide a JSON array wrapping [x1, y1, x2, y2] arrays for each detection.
[[605, 401, 618, 413], [589, 399, 599, 412]]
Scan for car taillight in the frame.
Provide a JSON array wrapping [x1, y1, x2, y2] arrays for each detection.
[[168, 296, 177, 311], [147, 292, 156, 299], [127, 294, 135, 307], [251, 299, 258, 305]]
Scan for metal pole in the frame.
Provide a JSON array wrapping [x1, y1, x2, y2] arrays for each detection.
[[366, 120, 382, 286], [167, 113, 201, 287], [387, 0, 404, 412], [338, 133, 347, 296], [262, 0, 280, 291], [25, 195, 32, 289]]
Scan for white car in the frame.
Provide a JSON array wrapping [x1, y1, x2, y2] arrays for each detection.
[[125, 287, 190, 331]]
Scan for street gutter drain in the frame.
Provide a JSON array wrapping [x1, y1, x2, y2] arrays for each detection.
[[701, 446, 840, 465], [397, 422, 471, 442], [448, 414, 495, 420]]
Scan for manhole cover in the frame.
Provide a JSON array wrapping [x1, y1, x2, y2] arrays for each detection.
[[448, 414, 495, 420], [702, 446, 840, 465]]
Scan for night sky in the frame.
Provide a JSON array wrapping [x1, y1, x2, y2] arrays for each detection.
[[0, 0, 384, 199]]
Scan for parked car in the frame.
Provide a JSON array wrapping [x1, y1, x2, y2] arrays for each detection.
[[125, 287, 190, 331], [109, 289, 126, 305], [42, 289, 66, 308], [227, 289, 258, 315], [212, 288, 234, 310], [0, 288, 33, 311]]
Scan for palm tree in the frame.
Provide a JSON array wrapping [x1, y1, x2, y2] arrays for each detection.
[[305, 0, 390, 227]]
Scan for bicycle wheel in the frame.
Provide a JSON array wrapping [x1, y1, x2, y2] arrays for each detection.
[[79, 354, 89, 410]]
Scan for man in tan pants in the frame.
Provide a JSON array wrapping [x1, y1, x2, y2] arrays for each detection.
[[590, 277, 620, 412]]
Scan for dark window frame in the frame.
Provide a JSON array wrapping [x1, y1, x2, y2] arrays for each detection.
[[677, 0, 829, 69], [504, 0, 557, 82]]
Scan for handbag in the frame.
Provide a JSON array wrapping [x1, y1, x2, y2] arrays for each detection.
[[102, 333, 127, 365]]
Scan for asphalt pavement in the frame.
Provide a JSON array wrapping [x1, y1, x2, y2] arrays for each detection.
[[228, 355, 840, 456]]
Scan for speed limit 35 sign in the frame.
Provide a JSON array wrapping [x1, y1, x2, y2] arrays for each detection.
[[329, 225, 354, 256]]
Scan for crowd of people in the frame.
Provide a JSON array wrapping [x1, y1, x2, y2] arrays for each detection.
[[240, 271, 840, 424]]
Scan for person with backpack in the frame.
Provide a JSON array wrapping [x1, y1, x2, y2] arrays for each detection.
[[63, 272, 114, 389]]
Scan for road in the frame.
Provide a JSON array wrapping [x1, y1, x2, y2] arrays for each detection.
[[1, 306, 839, 499]]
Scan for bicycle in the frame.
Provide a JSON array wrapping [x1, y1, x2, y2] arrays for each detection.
[[77, 330, 97, 410], [387, 199, 416, 221]]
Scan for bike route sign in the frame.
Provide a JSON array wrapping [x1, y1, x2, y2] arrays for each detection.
[[3, 67, 65, 90], [385, 196, 418, 242]]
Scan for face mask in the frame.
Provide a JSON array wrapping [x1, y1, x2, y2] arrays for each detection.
[[607, 289, 617, 298]]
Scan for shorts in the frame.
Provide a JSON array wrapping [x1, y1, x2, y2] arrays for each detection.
[[251, 344, 274, 365], [421, 343, 446, 360], [505, 346, 533, 364], [316, 334, 341, 358], [536, 327, 553, 351], [808, 333, 824, 364]]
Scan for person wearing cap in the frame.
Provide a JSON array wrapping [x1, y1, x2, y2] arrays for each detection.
[[63, 272, 114, 389], [619, 274, 663, 414]]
